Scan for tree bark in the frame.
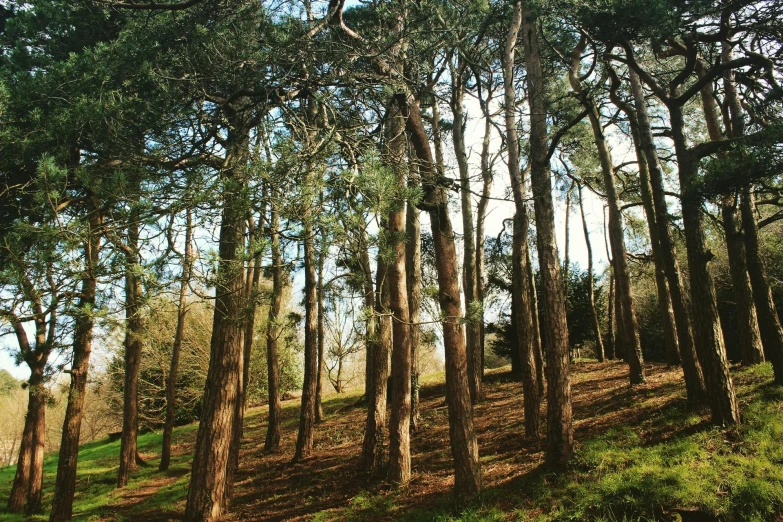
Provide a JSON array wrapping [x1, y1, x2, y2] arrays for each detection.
[[406, 197, 422, 431], [742, 189, 783, 383], [476, 78, 494, 367], [628, 70, 706, 403], [604, 214, 616, 361], [264, 201, 283, 452], [520, 2, 572, 469], [360, 257, 390, 472], [503, 2, 540, 437], [405, 96, 482, 501], [569, 39, 644, 384], [527, 247, 545, 396], [183, 107, 250, 521], [118, 205, 144, 488], [50, 206, 102, 522], [385, 96, 412, 486], [161, 208, 193, 471], [451, 64, 482, 404], [316, 207, 326, 423], [578, 183, 605, 361]]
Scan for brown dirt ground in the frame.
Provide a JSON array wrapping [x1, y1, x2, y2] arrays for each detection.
[[107, 361, 695, 521]]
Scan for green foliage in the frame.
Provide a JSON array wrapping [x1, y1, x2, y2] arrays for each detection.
[[0, 370, 18, 395]]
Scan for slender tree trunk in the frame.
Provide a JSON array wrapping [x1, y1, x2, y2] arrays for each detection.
[[118, 207, 144, 488], [264, 202, 283, 452], [405, 96, 482, 501], [628, 70, 706, 403], [360, 258, 390, 472], [669, 102, 739, 426], [294, 97, 321, 462], [406, 200, 422, 431], [385, 97, 412, 486], [608, 76, 680, 366], [8, 394, 33, 513], [316, 203, 326, 423], [184, 107, 251, 521], [503, 3, 540, 437], [452, 66, 482, 404], [564, 182, 573, 297], [604, 213, 616, 361], [476, 82, 494, 367], [50, 207, 101, 522], [698, 79, 764, 369], [521, 7, 573, 467], [161, 209, 193, 471], [742, 189, 783, 383], [527, 247, 545, 396], [569, 40, 644, 384], [578, 184, 605, 361]]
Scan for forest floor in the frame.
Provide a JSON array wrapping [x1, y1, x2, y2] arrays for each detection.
[[1, 360, 782, 521]]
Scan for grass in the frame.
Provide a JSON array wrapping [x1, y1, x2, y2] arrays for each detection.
[[1, 363, 782, 521]]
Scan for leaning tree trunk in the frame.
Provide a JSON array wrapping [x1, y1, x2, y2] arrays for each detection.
[[577, 184, 605, 361], [406, 198, 422, 431], [628, 70, 706, 404], [264, 201, 284, 452], [183, 107, 251, 521], [8, 387, 34, 513], [405, 95, 482, 501], [741, 189, 783, 384], [698, 80, 764, 367], [569, 39, 644, 384], [161, 208, 193, 471], [503, 2, 540, 437], [118, 206, 144, 488], [521, 2, 572, 469], [526, 246, 545, 396], [669, 103, 739, 427], [50, 207, 102, 522], [452, 67, 482, 404]]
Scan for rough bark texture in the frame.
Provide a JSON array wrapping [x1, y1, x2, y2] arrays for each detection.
[[118, 210, 143, 488], [406, 198, 422, 431], [503, 2, 540, 437], [406, 96, 482, 501], [669, 103, 739, 427], [264, 203, 284, 452], [452, 68, 482, 404], [360, 259, 390, 472], [183, 109, 250, 521], [569, 39, 644, 385], [578, 184, 605, 362], [50, 208, 101, 522], [161, 209, 193, 471], [9, 363, 46, 514], [742, 189, 783, 383], [628, 70, 706, 404], [520, 3, 573, 469]]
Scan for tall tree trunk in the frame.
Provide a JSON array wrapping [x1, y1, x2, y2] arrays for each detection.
[[316, 202, 326, 423], [521, 2, 572, 468], [604, 212, 616, 361], [264, 201, 283, 452], [608, 73, 680, 366], [563, 182, 573, 297], [406, 200, 422, 431], [8, 387, 34, 513], [386, 97, 412, 486], [451, 65, 482, 404], [50, 206, 101, 522], [698, 81, 764, 367], [569, 39, 644, 384], [476, 80, 494, 366], [183, 107, 251, 521], [405, 96, 482, 501], [294, 96, 321, 462], [118, 205, 144, 488], [669, 102, 739, 426], [161, 209, 193, 471], [578, 184, 605, 361], [628, 70, 706, 403], [503, 2, 540, 437], [360, 257, 390, 472], [741, 189, 783, 383]]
